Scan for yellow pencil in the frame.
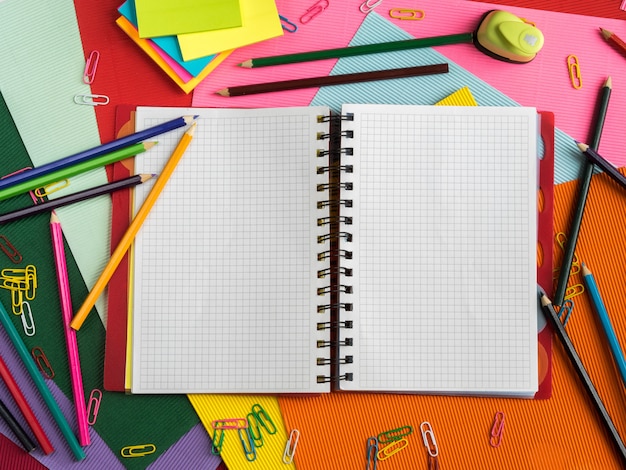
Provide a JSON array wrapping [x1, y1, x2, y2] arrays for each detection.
[[71, 122, 197, 330]]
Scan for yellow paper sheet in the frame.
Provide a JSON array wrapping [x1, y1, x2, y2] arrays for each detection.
[[178, 0, 283, 61], [116, 16, 233, 94], [134, 0, 242, 38], [188, 395, 296, 470]]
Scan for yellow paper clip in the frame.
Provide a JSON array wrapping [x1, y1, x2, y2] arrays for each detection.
[[489, 411, 505, 447], [300, 0, 329, 24], [0, 235, 22, 263], [389, 8, 425, 20], [360, 0, 383, 13], [377, 437, 409, 460], [83, 50, 100, 84], [87, 389, 102, 425], [420, 421, 439, 457], [20, 302, 35, 337], [120, 444, 156, 458], [567, 54, 582, 89], [31, 346, 55, 379], [35, 179, 70, 198], [282, 429, 300, 464], [565, 283, 584, 300], [74, 94, 109, 106]]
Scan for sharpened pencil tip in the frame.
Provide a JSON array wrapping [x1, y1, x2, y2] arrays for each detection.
[[239, 60, 253, 68], [577, 142, 589, 152], [144, 141, 158, 150], [605, 76, 612, 88], [540, 294, 551, 307], [186, 122, 197, 137], [183, 115, 198, 124], [216, 89, 230, 97], [50, 212, 59, 224]]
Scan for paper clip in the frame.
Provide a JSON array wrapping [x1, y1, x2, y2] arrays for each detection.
[[83, 50, 100, 84], [377, 425, 413, 443], [35, 180, 70, 198], [20, 302, 35, 337], [251, 403, 277, 434], [87, 389, 102, 425], [246, 412, 264, 448], [558, 299, 574, 326], [360, 0, 383, 14], [74, 94, 109, 106], [279, 15, 298, 33], [31, 346, 54, 379], [567, 54, 582, 89], [211, 428, 225, 455], [238, 428, 256, 462], [565, 283, 584, 300], [377, 437, 409, 460], [420, 422, 438, 457], [300, 0, 329, 24], [489, 411, 505, 447], [0, 235, 22, 263], [366, 437, 379, 470], [283, 429, 300, 464], [120, 444, 156, 458], [621, 0, 626, 11], [389, 8, 425, 20], [2, 167, 42, 204], [212, 418, 248, 430]]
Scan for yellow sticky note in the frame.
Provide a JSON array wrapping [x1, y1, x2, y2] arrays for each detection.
[[435, 86, 478, 106], [135, 0, 242, 38], [116, 16, 233, 94], [188, 395, 296, 469], [178, 0, 283, 61]]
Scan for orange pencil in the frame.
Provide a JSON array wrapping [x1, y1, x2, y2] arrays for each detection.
[[600, 28, 626, 59]]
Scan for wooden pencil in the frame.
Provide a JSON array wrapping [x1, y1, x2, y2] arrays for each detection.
[[539, 292, 626, 465], [217, 64, 449, 97], [0, 396, 36, 452], [0, 174, 154, 225], [71, 123, 196, 331], [600, 28, 626, 60], [553, 77, 611, 306], [239, 33, 473, 68]]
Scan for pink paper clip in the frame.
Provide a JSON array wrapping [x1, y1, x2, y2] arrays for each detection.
[[212, 418, 248, 430], [490, 411, 505, 447], [87, 389, 102, 425], [621, 0, 626, 11], [83, 50, 100, 84], [300, 0, 329, 24], [2, 167, 42, 204]]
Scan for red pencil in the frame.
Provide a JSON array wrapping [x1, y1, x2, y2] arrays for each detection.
[[600, 28, 626, 59], [0, 356, 54, 454]]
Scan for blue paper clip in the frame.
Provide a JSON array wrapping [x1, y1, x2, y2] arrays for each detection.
[[238, 428, 256, 462], [558, 299, 574, 326], [366, 436, 379, 470], [279, 15, 298, 33]]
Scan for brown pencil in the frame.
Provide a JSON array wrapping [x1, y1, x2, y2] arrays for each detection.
[[216, 63, 448, 97], [600, 28, 626, 59]]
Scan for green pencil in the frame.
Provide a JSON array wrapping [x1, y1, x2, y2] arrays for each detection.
[[0, 300, 86, 460], [0, 141, 156, 202], [239, 33, 474, 68]]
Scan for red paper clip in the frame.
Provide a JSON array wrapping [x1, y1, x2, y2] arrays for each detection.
[[0, 235, 22, 263], [31, 347, 55, 379]]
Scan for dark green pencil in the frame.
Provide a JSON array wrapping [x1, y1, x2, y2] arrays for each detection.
[[553, 76, 611, 307], [239, 33, 474, 68]]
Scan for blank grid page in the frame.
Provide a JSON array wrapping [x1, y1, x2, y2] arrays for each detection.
[[131, 106, 330, 394], [340, 105, 538, 395]]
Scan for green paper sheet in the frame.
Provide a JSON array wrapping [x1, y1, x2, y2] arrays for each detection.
[[135, 0, 242, 38]]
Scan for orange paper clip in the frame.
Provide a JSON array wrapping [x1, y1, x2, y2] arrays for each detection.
[[389, 8, 425, 20], [567, 54, 582, 89]]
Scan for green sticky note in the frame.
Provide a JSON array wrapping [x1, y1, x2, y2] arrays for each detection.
[[135, 0, 242, 38]]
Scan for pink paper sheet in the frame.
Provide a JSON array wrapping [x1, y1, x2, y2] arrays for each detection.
[[193, 0, 626, 168]]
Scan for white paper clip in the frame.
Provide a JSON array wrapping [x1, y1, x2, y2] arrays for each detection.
[[20, 301, 35, 337], [360, 0, 383, 14], [74, 94, 109, 106], [283, 429, 300, 464]]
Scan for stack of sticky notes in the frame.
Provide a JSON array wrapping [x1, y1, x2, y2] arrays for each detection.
[[116, 0, 283, 93]]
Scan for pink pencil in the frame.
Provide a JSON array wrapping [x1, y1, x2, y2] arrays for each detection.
[[50, 212, 90, 446]]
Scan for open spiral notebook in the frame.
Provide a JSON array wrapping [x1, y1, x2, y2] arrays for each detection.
[[128, 104, 538, 396]]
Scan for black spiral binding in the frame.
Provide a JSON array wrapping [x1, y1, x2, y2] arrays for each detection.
[[316, 113, 354, 386]]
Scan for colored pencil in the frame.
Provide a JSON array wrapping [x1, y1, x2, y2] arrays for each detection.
[[0, 356, 53, 454], [218, 64, 449, 96], [577, 142, 626, 191], [553, 77, 611, 306], [239, 33, 473, 68], [50, 212, 90, 446], [0, 115, 195, 193], [0, 174, 154, 225], [0, 301, 85, 460], [581, 263, 626, 387], [600, 28, 626, 60], [0, 396, 36, 452], [539, 292, 626, 465], [71, 122, 197, 331], [0, 142, 156, 202]]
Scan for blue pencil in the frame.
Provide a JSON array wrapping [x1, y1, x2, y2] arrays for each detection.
[[0, 300, 86, 460], [0, 114, 196, 192], [582, 263, 626, 386]]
